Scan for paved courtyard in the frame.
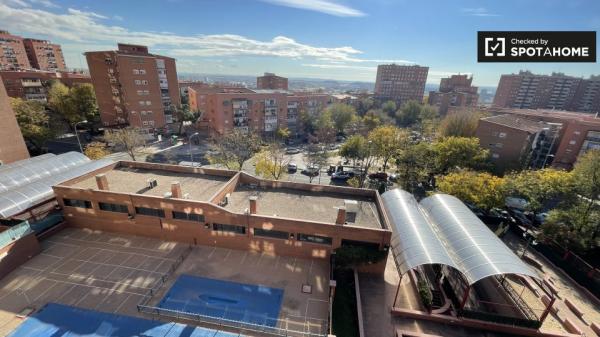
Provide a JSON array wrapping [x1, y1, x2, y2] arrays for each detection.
[[0, 227, 329, 337]]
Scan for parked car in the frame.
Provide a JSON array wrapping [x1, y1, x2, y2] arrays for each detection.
[[331, 171, 354, 180], [285, 147, 301, 154], [535, 212, 549, 226], [368, 172, 388, 181], [505, 197, 529, 210], [509, 209, 533, 227], [287, 163, 297, 173], [301, 165, 320, 177], [389, 173, 399, 182]]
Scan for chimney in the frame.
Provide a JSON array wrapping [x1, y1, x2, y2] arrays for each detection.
[[249, 196, 258, 214], [335, 207, 346, 225], [95, 174, 109, 190], [171, 181, 182, 198]]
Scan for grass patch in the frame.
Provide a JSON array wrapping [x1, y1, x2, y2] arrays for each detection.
[[332, 269, 359, 337]]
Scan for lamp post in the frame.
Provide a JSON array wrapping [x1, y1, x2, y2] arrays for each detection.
[[189, 132, 200, 167], [74, 120, 88, 153]]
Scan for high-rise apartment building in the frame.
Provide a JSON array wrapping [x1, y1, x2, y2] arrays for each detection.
[[374, 64, 428, 104], [428, 74, 479, 114], [0, 30, 31, 70], [1, 70, 90, 102], [0, 75, 30, 164], [23, 38, 66, 71], [85, 43, 180, 130], [257, 72, 288, 90], [493, 71, 600, 114]]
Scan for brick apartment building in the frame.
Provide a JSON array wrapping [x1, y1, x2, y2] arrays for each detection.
[[195, 89, 332, 138], [493, 71, 600, 114], [0, 75, 30, 164], [484, 107, 600, 170], [183, 81, 253, 113], [256, 72, 288, 90], [23, 38, 66, 71], [0, 70, 90, 102], [0, 30, 30, 70], [428, 74, 479, 115], [476, 114, 560, 173], [374, 64, 429, 105], [85, 44, 180, 130], [0, 31, 66, 71]]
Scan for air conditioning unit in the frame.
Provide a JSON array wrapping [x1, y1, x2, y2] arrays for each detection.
[[147, 178, 158, 189], [344, 199, 359, 214], [164, 192, 172, 198]]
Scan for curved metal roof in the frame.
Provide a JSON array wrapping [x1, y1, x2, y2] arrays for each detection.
[[382, 189, 459, 275], [0, 153, 55, 172], [382, 189, 540, 285], [0, 155, 113, 218], [0, 152, 89, 193]]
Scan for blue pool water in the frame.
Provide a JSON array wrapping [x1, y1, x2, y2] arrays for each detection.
[[7, 302, 240, 337], [158, 274, 284, 328]]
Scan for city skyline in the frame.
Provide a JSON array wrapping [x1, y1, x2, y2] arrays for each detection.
[[0, 0, 598, 87]]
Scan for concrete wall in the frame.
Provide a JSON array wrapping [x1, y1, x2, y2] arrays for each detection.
[[0, 75, 30, 164], [0, 233, 41, 280]]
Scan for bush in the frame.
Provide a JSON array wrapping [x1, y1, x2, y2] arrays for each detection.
[[334, 245, 387, 270], [418, 278, 432, 310]]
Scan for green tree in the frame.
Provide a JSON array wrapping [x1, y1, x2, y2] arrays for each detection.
[[11, 98, 53, 152], [505, 168, 574, 215], [171, 104, 199, 135], [328, 103, 357, 134], [339, 135, 376, 187], [438, 170, 506, 211], [396, 100, 422, 127], [368, 125, 409, 172], [439, 109, 481, 137], [357, 97, 375, 115], [104, 127, 146, 161], [432, 136, 489, 173], [418, 104, 440, 138], [382, 100, 397, 117], [395, 142, 436, 191], [276, 127, 291, 141], [69, 84, 98, 123], [254, 143, 290, 180], [299, 109, 318, 135], [361, 111, 381, 133], [339, 135, 364, 165], [209, 129, 261, 170], [304, 143, 329, 183]]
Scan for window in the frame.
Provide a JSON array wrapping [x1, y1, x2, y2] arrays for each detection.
[[141, 80, 148, 85], [498, 132, 507, 138], [133, 69, 139, 75], [135, 206, 165, 218], [253, 228, 289, 240], [492, 153, 500, 159], [148, 121, 154, 126], [297, 233, 332, 245], [99, 202, 128, 213], [135, 80, 141, 85], [139, 101, 146, 106], [139, 69, 146, 75], [172, 211, 205, 222], [569, 140, 576, 145], [212, 223, 246, 234], [146, 100, 151, 106], [63, 198, 92, 209], [143, 121, 148, 126]]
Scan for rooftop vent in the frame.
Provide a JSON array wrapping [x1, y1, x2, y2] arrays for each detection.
[[147, 178, 158, 189]]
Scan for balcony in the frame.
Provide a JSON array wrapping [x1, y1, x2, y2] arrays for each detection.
[[21, 79, 42, 87]]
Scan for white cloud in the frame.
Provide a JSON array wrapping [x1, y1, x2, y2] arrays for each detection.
[[460, 8, 500, 17], [260, 0, 365, 17], [112, 15, 123, 21], [29, 0, 59, 8]]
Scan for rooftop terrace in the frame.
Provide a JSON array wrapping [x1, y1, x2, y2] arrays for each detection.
[[225, 184, 383, 229], [72, 167, 230, 201]]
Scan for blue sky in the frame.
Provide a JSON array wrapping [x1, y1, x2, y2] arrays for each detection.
[[0, 0, 598, 86]]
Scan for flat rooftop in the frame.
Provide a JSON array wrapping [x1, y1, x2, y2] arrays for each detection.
[[72, 167, 230, 201], [225, 184, 383, 229]]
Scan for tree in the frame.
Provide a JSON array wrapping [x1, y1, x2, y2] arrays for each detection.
[[328, 103, 357, 134], [255, 143, 290, 180], [439, 110, 481, 137], [505, 168, 574, 216], [11, 98, 53, 152], [209, 129, 260, 170], [84, 142, 110, 160], [438, 170, 506, 211], [382, 100, 397, 117], [299, 109, 318, 136], [357, 97, 375, 116], [104, 127, 146, 161], [314, 110, 336, 146], [276, 127, 291, 141], [339, 135, 364, 165], [304, 143, 329, 183], [361, 111, 381, 133], [395, 142, 436, 191], [432, 137, 489, 173], [368, 126, 409, 172], [339, 135, 375, 187], [172, 104, 198, 135], [69, 84, 99, 123], [396, 100, 422, 127], [418, 104, 440, 138]]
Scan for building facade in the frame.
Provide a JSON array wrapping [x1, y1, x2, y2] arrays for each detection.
[[0, 75, 30, 164], [23, 38, 66, 71], [85, 44, 180, 130], [0, 70, 90, 102], [493, 71, 600, 114], [428, 74, 479, 115], [257, 72, 288, 90], [197, 90, 332, 138], [486, 107, 600, 170], [0, 31, 30, 71], [374, 64, 429, 105]]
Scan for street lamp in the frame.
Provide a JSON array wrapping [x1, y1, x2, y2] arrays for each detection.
[[74, 120, 88, 153], [189, 132, 200, 167]]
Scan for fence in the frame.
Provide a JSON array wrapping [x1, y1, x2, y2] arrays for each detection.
[[0, 221, 33, 249]]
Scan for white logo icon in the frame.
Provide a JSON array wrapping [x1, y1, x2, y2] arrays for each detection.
[[485, 37, 505, 57]]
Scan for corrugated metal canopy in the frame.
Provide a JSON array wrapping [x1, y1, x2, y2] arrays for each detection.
[[382, 189, 459, 275], [382, 189, 540, 285], [0, 153, 113, 218]]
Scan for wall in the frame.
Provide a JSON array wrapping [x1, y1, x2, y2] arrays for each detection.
[[0, 75, 30, 164], [0, 233, 41, 279], [475, 120, 532, 173]]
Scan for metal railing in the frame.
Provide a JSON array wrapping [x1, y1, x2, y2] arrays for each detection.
[[0, 221, 33, 249]]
